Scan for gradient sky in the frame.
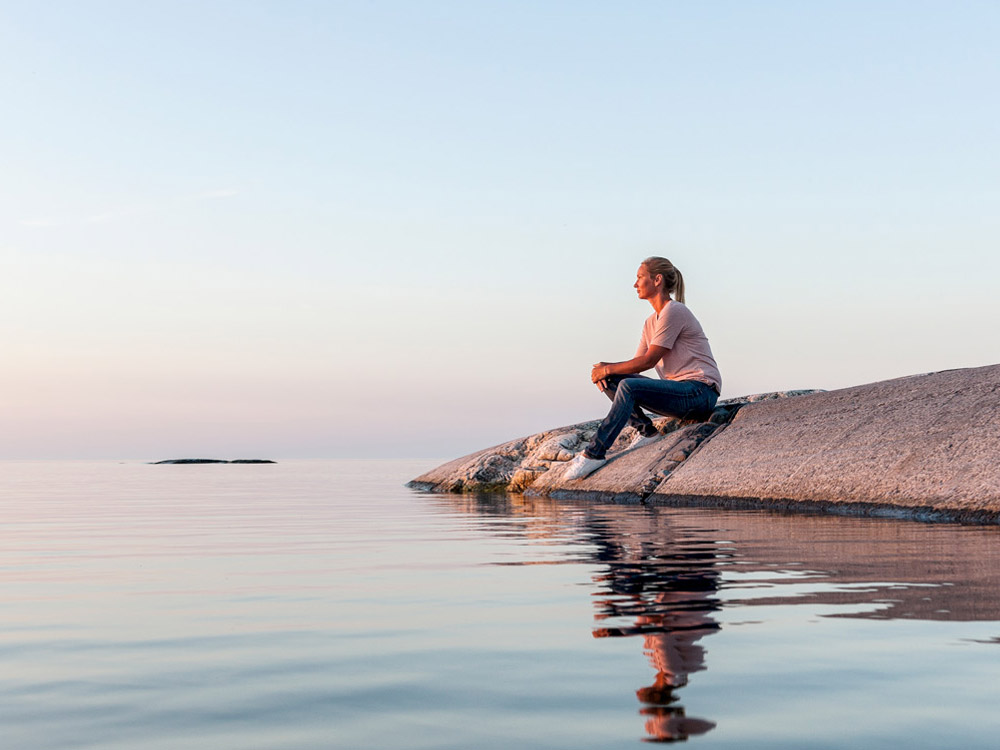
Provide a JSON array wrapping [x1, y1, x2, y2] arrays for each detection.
[[2, 1, 998, 459]]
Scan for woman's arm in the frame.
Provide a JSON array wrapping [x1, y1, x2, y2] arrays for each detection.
[[591, 345, 668, 384]]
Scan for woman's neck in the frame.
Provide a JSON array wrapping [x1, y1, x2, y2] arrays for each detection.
[[649, 293, 672, 314]]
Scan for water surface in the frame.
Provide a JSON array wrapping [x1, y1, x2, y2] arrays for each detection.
[[1, 460, 998, 748]]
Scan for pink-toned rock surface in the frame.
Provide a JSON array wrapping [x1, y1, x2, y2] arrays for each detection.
[[410, 364, 1000, 522], [652, 364, 1000, 520], [408, 392, 811, 497]]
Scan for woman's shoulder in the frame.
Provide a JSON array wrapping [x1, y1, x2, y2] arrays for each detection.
[[659, 300, 696, 320], [655, 302, 703, 334]]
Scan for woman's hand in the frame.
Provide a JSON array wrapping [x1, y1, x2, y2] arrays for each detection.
[[591, 346, 667, 388], [591, 362, 611, 385]]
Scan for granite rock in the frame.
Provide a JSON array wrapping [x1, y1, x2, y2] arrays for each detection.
[[651, 364, 1000, 521], [408, 390, 819, 495], [409, 364, 1000, 522]]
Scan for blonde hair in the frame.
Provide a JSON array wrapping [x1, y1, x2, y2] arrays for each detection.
[[642, 256, 685, 303]]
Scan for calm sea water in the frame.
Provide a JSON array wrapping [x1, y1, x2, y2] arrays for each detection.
[[1, 459, 999, 749]]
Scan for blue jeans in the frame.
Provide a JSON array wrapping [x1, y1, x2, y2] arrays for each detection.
[[584, 375, 719, 460]]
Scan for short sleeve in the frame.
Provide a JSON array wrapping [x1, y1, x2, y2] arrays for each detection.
[[649, 305, 683, 349]]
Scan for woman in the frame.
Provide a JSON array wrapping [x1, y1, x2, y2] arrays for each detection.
[[565, 257, 722, 480]]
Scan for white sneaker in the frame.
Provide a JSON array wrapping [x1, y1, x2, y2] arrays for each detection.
[[628, 432, 662, 451], [564, 453, 607, 480]]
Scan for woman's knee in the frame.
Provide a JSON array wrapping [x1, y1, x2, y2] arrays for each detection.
[[614, 378, 647, 403], [618, 377, 650, 396]]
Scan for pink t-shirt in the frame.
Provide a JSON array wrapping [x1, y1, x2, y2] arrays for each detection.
[[636, 301, 722, 391]]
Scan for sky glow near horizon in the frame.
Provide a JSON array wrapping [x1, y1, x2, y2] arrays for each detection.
[[2, 1, 998, 459]]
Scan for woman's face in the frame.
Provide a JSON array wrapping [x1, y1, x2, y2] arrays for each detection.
[[634, 265, 660, 299]]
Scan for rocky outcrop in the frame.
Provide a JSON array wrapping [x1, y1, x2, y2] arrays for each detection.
[[408, 363, 1000, 522], [407, 391, 817, 499]]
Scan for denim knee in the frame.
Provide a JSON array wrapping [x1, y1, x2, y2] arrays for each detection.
[[617, 379, 633, 397]]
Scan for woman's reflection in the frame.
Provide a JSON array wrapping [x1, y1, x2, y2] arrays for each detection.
[[589, 519, 722, 742]]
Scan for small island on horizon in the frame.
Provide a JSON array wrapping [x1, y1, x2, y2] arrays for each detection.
[[151, 459, 277, 465]]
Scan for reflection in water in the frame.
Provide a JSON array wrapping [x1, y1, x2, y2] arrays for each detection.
[[589, 520, 720, 741], [428, 492, 1000, 744]]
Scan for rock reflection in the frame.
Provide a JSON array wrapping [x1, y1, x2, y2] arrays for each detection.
[[421, 491, 1000, 743]]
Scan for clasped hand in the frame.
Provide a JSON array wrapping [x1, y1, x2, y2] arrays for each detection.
[[591, 362, 610, 390]]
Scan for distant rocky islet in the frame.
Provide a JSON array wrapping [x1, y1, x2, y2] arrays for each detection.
[[151, 459, 276, 465]]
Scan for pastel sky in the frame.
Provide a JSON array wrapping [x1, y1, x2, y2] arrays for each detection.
[[2, 1, 998, 459]]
